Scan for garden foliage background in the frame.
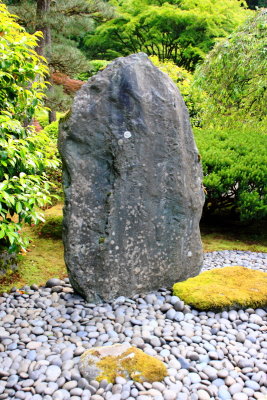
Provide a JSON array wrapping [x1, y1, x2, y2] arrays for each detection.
[[0, 0, 267, 253]]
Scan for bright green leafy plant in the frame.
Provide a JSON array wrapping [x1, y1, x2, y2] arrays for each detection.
[[194, 10, 267, 122], [84, 0, 251, 70], [75, 60, 110, 81], [44, 120, 59, 139], [149, 56, 205, 126], [0, 3, 58, 252]]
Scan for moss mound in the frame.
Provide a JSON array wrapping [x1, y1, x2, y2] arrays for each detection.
[[97, 347, 167, 383], [173, 266, 267, 311], [79, 343, 167, 384], [35, 215, 63, 239]]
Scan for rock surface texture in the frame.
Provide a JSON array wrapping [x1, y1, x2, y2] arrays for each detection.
[[58, 53, 204, 302]]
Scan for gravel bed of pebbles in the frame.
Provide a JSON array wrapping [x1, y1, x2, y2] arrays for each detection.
[[0, 250, 266, 400]]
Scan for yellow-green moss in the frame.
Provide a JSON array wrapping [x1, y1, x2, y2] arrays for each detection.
[[173, 266, 267, 311], [96, 347, 167, 383], [83, 346, 167, 384], [0, 203, 66, 294]]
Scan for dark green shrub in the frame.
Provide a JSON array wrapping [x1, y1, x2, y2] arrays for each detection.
[[0, 250, 18, 276], [37, 215, 63, 239], [195, 123, 267, 221]]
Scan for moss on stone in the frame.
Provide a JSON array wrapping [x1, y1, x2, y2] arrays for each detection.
[[96, 347, 167, 383], [80, 344, 167, 384], [172, 266, 267, 311]]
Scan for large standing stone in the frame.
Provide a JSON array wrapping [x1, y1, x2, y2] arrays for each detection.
[[58, 53, 204, 302]]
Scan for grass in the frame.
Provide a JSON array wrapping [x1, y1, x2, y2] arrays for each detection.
[[0, 204, 266, 294], [201, 216, 267, 253], [0, 203, 66, 294], [202, 234, 267, 253]]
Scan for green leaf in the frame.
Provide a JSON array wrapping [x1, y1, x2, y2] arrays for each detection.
[[16, 202, 23, 214]]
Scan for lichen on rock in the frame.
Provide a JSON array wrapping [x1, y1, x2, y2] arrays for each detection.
[[79, 343, 167, 383], [58, 52, 204, 303], [172, 266, 267, 311]]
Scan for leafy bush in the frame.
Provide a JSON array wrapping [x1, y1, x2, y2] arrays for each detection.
[[43, 119, 64, 200], [44, 120, 59, 139], [36, 215, 63, 239], [35, 109, 49, 128], [194, 10, 267, 123], [75, 59, 110, 81], [195, 124, 267, 221], [192, 11, 267, 221], [35, 110, 64, 129], [0, 3, 58, 252], [84, 0, 251, 70], [150, 56, 205, 126]]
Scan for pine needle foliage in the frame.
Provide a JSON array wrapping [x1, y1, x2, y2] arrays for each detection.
[[5, 0, 113, 113]]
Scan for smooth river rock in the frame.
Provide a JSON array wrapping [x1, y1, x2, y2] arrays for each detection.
[[58, 52, 204, 302]]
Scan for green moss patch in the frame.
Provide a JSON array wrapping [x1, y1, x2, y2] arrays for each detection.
[[80, 344, 167, 384], [96, 347, 167, 383], [173, 266, 267, 311], [0, 203, 66, 294]]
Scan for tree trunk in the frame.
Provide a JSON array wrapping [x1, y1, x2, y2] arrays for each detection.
[[36, 0, 51, 57], [35, 1, 56, 122], [48, 109, 57, 124]]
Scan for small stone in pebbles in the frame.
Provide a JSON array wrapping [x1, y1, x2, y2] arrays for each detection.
[[197, 389, 211, 400]]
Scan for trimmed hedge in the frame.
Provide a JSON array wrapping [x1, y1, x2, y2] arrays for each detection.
[[195, 123, 267, 221]]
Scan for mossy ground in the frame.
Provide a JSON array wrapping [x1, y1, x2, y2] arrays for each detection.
[[202, 234, 267, 253], [0, 203, 66, 294], [173, 266, 267, 311], [201, 216, 267, 253]]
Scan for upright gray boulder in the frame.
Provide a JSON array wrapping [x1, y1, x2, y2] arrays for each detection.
[[58, 53, 204, 303]]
